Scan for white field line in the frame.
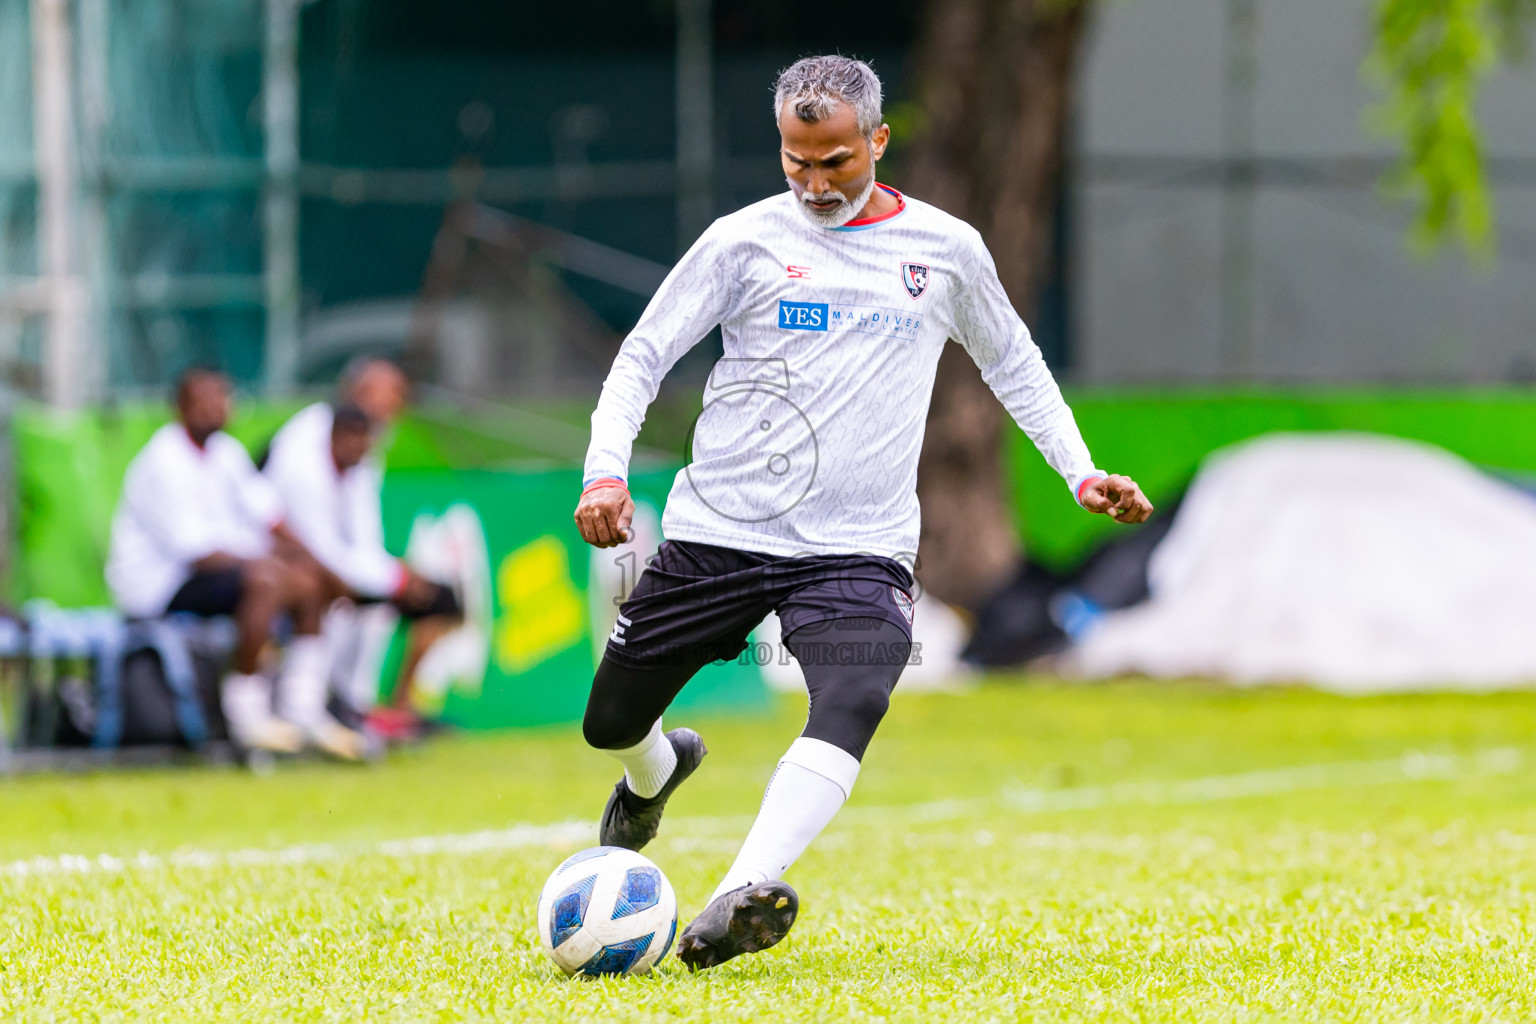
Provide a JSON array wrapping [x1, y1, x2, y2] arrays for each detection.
[[840, 746, 1524, 825], [0, 747, 1522, 882], [0, 821, 597, 881]]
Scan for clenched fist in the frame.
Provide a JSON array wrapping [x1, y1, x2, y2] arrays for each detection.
[[574, 480, 636, 548], [1079, 474, 1154, 524]]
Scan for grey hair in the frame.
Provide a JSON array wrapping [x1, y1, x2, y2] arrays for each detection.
[[773, 55, 884, 140]]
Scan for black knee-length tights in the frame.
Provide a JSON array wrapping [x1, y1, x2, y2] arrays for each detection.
[[582, 617, 912, 762]]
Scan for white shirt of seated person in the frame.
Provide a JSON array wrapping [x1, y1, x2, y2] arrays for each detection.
[[264, 402, 405, 599], [107, 422, 284, 618]]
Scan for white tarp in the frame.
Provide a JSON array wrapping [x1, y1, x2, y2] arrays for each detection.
[[1064, 433, 1536, 693]]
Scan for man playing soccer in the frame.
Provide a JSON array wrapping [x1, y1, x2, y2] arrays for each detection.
[[574, 55, 1152, 971]]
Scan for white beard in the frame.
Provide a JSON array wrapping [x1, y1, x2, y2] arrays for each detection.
[[791, 175, 879, 229]]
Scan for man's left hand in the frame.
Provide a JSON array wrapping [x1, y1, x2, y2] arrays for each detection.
[[1080, 474, 1154, 524]]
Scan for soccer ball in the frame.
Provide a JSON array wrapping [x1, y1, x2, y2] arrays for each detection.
[[537, 846, 678, 976]]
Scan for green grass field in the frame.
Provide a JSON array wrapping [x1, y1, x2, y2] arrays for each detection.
[[5, 679, 1536, 1022]]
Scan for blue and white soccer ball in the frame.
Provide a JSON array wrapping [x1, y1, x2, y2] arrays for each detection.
[[537, 846, 678, 976]]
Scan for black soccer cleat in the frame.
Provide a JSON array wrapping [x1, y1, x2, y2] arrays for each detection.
[[675, 881, 799, 972], [598, 727, 707, 851]]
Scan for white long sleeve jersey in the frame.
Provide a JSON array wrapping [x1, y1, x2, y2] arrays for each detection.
[[264, 402, 405, 599], [585, 185, 1103, 561], [107, 423, 283, 617]]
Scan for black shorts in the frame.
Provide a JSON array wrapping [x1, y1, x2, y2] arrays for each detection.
[[357, 581, 462, 621], [165, 568, 245, 617], [604, 539, 916, 669]]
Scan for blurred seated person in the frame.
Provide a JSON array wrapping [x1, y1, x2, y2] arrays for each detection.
[[263, 358, 462, 739], [106, 367, 368, 760]]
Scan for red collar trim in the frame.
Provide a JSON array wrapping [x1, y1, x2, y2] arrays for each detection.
[[841, 184, 905, 227]]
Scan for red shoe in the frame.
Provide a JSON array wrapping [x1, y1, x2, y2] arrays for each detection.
[[365, 706, 422, 742]]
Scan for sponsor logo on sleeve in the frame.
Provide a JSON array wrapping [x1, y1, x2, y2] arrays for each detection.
[[786, 265, 811, 279]]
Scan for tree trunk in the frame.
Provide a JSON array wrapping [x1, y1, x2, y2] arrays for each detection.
[[906, 0, 1092, 609]]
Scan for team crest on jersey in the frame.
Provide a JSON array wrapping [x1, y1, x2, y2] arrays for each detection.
[[901, 263, 929, 299], [891, 586, 915, 624]]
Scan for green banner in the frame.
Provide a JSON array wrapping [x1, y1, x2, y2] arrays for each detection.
[[379, 466, 768, 729], [5, 402, 767, 731], [16, 389, 1536, 727]]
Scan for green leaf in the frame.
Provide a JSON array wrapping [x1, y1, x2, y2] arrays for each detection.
[[1365, 0, 1534, 255]]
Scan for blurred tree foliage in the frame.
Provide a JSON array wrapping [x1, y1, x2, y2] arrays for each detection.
[[1369, 0, 1536, 252]]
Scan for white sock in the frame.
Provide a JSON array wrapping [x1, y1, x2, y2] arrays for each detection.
[[349, 603, 399, 711], [710, 737, 861, 902], [320, 602, 359, 703], [323, 602, 398, 713], [609, 719, 677, 799], [276, 634, 335, 731], [221, 672, 274, 742]]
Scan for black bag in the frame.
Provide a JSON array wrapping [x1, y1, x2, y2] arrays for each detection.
[[115, 642, 229, 747]]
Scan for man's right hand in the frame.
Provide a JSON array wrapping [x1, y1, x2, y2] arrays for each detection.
[[398, 569, 440, 608], [574, 480, 635, 548]]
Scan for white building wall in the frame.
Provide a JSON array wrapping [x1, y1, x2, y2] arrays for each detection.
[[1074, 0, 1536, 384]]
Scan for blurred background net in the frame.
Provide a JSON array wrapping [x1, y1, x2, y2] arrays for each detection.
[[0, 0, 923, 408], [2, 1, 1532, 406]]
